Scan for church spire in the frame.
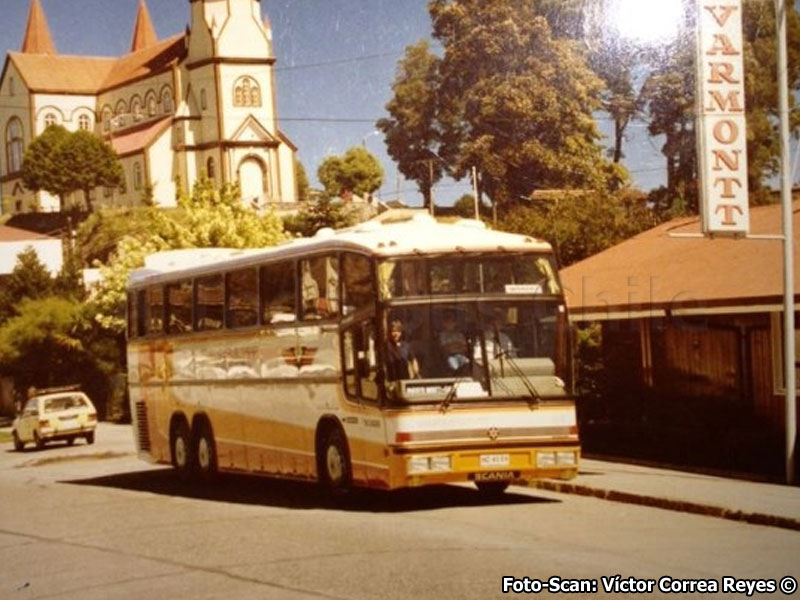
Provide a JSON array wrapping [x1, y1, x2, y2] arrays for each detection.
[[130, 0, 158, 53], [21, 0, 56, 55]]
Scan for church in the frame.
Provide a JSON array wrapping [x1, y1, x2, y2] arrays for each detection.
[[0, 0, 298, 215]]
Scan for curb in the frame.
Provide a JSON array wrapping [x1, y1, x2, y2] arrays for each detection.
[[529, 480, 800, 532]]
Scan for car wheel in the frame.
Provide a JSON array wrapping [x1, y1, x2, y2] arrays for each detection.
[[194, 422, 217, 479], [318, 427, 352, 496], [67, 436, 75, 446], [12, 431, 24, 452], [33, 431, 45, 451], [85, 431, 95, 445], [475, 481, 510, 496], [170, 420, 193, 475]]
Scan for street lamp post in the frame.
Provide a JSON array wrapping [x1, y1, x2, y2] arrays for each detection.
[[775, 0, 796, 484]]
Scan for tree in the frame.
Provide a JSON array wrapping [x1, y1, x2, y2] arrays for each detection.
[[377, 41, 443, 208], [0, 247, 53, 324], [21, 126, 123, 212], [91, 177, 287, 334], [21, 126, 72, 211], [497, 190, 662, 267], [427, 0, 626, 212], [640, 0, 800, 211], [295, 159, 310, 202], [317, 147, 384, 199], [282, 198, 358, 238]]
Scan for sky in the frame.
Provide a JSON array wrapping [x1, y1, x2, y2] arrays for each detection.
[[0, 0, 775, 207]]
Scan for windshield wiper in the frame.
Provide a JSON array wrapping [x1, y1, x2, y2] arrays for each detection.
[[489, 329, 542, 408]]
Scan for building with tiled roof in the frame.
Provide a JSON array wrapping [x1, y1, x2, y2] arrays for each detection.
[[0, 0, 298, 215], [561, 202, 799, 471]]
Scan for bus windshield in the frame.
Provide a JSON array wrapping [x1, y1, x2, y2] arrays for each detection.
[[384, 299, 568, 404], [379, 253, 560, 299]]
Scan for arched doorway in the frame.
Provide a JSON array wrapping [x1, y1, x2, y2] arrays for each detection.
[[238, 157, 266, 207]]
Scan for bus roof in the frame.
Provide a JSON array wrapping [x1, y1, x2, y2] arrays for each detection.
[[127, 213, 552, 288]]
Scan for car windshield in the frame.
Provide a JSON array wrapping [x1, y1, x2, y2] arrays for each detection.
[[383, 300, 567, 403]]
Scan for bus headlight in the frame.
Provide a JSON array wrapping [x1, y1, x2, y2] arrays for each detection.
[[408, 455, 452, 473], [536, 452, 557, 468], [429, 456, 451, 472], [557, 451, 577, 466], [408, 456, 430, 473]]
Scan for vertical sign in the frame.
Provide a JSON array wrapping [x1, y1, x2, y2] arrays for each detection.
[[696, 0, 750, 235]]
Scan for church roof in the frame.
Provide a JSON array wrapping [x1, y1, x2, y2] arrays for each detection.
[[21, 0, 56, 55], [7, 35, 185, 95], [0, 224, 56, 242], [130, 0, 159, 53], [110, 115, 173, 157]]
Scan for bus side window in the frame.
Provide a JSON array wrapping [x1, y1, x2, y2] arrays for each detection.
[[300, 255, 339, 320], [128, 292, 138, 339], [342, 253, 373, 315], [195, 274, 224, 331], [227, 268, 258, 328], [146, 286, 164, 335], [166, 280, 192, 334], [261, 261, 296, 324]]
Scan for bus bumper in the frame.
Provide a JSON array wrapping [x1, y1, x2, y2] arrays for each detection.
[[388, 445, 580, 489]]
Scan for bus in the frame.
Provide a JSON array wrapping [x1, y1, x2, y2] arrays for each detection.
[[126, 212, 579, 495]]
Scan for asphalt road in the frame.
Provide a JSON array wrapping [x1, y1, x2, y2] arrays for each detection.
[[0, 423, 798, 600]]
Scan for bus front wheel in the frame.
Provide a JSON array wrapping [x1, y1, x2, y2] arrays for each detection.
[[319, 427, 352, 496], [170, 420, 194, 476]]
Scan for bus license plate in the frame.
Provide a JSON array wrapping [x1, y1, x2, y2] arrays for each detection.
[[480, 453, 510, 468]]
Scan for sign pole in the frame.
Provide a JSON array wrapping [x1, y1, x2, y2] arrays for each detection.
[[776, 0, 796, 484]]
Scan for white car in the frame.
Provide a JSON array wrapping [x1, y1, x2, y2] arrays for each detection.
[[12, 392, 97, 451]]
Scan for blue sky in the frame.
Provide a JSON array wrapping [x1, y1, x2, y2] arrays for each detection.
[[1, 0, 678, 205]]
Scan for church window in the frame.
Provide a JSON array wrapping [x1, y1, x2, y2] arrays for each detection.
[[162, 88, 174, 114], [131, 97, 142, 121], [147, 94, 157, 117], [102, 106, 112, 132], [78, 115, 91, 131], [201, 89, 207, 111], [134, 162, 143, 190], [233, 76, 261, 108], [5, 118, 24, 174], [206, 157, 216, 180], [115, 100, 128, 118], [44, 113, 57, 128]]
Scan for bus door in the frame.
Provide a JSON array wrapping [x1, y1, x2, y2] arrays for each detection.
[[341, 317, 385, 484]]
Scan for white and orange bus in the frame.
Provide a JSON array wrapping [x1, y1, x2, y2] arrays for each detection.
[[127, 213, 579, 495]]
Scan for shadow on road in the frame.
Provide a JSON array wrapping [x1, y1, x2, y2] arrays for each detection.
[[62, 468, 560, 513]]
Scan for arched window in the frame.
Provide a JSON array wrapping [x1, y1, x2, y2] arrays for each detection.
[[115, 100, 128, 117], [102, 107, 113, 132], [161, 88, 174, 113], [44, 113, 57, 128], [200, 89, 207, 111], [131, 97, 142, 121], [5, 118, 24, 174], [233, 76, 261, 108], [146, 93, 157, 117], [206, 157, 216, 180], [134, 162, 143, 190], [78, 114, 91, 131]]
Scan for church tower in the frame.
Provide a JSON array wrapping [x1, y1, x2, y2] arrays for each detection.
[[182, 0, 295, 207]]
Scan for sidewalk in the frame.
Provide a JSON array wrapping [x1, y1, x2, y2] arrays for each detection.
[[531, 457, 800, 531]]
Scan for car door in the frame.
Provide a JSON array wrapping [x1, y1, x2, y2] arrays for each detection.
[[17, 399, 39, 442]]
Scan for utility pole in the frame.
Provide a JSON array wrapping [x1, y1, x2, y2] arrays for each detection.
[[472, 166, 479, 219], [429, 159, 435, 217], [776, 0, 796, 484]]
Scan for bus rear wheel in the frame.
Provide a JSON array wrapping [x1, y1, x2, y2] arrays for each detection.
[[170, 420, 194, 476], [194, 422, 217, 479], [319, 427, 352, 496]]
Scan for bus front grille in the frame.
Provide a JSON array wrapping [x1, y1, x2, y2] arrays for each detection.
[[135, 402, 151, 452]]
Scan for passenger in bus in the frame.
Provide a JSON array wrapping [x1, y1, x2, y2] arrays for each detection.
[[484, 312, 517, 359], [385, 319, 421, 381], [439, 311, 470, 372]]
